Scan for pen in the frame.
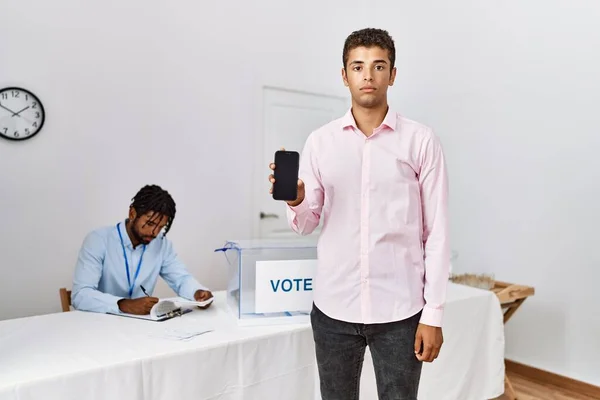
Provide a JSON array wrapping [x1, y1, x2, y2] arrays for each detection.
[[140, 285, 150, 297]]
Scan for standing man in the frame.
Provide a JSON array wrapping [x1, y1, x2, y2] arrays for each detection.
[[71, 184, 213, 315], [269, 28, 449, 399]]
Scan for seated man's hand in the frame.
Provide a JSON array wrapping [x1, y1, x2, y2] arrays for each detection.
[[118, 297, 159, 315], [194, 290, 213, 309]]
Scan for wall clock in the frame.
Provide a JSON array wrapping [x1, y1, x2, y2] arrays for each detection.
[[0, 87, 45, 141]]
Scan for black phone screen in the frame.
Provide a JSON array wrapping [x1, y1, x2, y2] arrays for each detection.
[[273, 150, 299, 201]]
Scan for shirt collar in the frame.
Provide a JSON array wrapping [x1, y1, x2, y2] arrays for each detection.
[[341, 107, 397, 132], [381, 108, 397, 131], [117, 219, 134, 249], [341, 109, 358, 130]]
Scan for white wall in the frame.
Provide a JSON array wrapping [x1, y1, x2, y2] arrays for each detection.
[[0, 0, 364, 316], [376, 0, 600, 387], [1, 0, 599, 387]]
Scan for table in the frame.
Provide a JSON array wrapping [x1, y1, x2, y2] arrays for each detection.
[[0, 283, 505, 400], [355, 283, 506, 400], [0, 292, 317, 400]]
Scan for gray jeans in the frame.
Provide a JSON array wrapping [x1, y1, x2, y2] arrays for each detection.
[[311, 304, 423, 400]]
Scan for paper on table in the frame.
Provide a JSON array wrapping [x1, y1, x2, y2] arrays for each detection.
[[149, 327, 214, 341]]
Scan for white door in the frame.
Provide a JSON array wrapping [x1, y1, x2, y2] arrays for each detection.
[[254, 86, 348, 239]]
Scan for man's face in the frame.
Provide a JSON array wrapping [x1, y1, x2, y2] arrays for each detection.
[[129, 209, 168, 245], [342, 46, 396, 108]]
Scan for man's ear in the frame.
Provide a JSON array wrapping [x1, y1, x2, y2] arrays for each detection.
[[389, 67, 397, 86], [341, 67, 349, 87], [128, 206, 136, 220]]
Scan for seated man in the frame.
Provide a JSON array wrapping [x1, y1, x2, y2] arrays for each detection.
[[71, 184, 212, 315]]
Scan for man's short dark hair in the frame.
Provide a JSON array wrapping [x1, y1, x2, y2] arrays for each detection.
[[342, 28, 396, 69]]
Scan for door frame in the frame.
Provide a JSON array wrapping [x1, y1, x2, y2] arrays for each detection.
[[251, 85, 349, 239]]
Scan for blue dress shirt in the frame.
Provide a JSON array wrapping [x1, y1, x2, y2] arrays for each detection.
[[71, 220, 208, 314]]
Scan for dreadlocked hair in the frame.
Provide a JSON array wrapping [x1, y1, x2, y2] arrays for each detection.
[[130, 184, 176, 236]]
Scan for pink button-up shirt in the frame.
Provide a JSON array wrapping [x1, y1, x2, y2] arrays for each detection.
[[286, 109, 450, 327]]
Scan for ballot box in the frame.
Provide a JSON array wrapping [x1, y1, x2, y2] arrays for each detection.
[[215, 238, 318, 326]]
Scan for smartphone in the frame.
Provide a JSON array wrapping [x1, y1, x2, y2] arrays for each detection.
[[272, 150, 300, 201]]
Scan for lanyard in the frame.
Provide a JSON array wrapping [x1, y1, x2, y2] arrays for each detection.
[[116, 223, 146, 298]]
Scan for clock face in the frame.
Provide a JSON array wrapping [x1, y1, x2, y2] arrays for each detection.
[[0, 87, 45, 141]]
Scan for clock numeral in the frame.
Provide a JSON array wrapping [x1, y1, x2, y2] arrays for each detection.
[[25, 95, 29, 101], [2, 127, 7, 134], [33, 122, 38, 128], [25, 128, 30, 135], [1, 93, 7, 100], [32, 102, 37, 109], [14, 131, 20, 138], [35, 112, 40, 118], [12, 91, 19, 98]]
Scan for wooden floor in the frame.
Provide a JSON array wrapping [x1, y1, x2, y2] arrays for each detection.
[[492, 371, 599, 400]]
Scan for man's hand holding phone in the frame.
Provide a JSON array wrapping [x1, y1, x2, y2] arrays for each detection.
[[269, 147, 305, 207]]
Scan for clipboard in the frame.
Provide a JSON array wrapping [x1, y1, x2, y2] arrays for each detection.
[[109, 307, 193, 322]]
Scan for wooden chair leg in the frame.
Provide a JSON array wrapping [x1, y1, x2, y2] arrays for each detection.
[[59, 288, 72, 312]]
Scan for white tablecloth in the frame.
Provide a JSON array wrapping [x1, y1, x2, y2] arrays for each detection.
[[0, 283, 504, 400], [357, 283, 506, 399]]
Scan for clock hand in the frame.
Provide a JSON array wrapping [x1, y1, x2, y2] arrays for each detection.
[[11, 106, 30, 117], [0, 103, 19, 116]]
